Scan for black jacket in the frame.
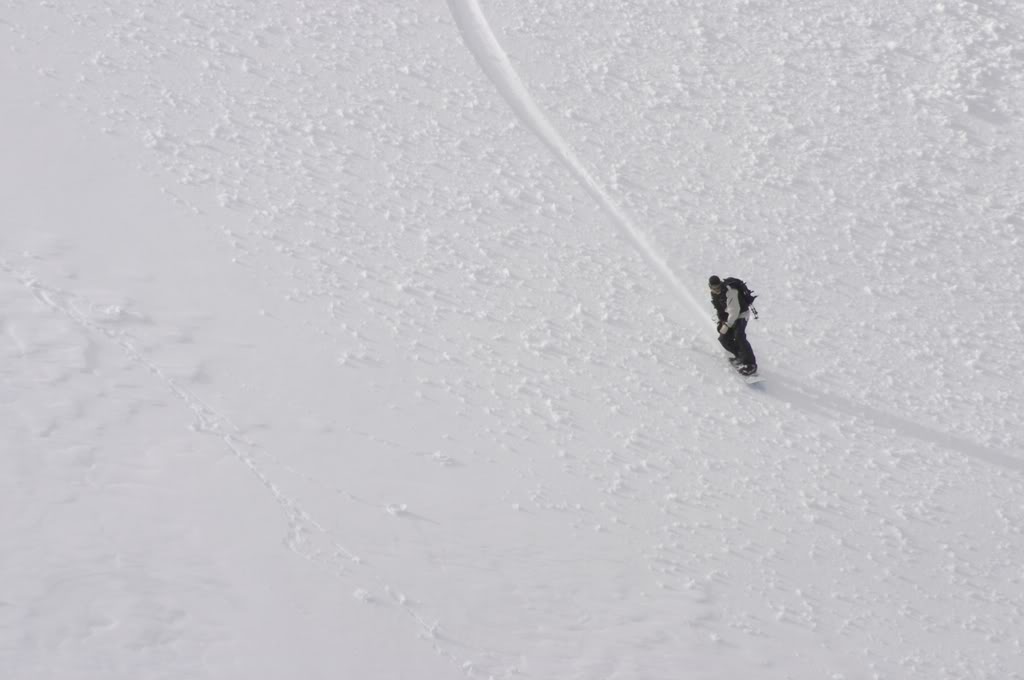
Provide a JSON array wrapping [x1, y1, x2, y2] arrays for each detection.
[[711, 281, 750, 328]]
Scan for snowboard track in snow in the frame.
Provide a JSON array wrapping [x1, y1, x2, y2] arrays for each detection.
[[447, 0, 707, 324], [447, 1, 1024, 476]]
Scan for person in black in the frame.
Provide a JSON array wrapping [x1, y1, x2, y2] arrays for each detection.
[[709, 275, 757, 375]]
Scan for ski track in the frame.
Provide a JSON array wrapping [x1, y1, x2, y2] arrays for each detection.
[[447, 0, 1023, 477], [0, 256, 483, 678], [6, 3, 1023, 677], [446, 0, 708, 325]]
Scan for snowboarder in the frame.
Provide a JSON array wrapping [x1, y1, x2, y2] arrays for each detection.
[[709, 275, 758, 375]]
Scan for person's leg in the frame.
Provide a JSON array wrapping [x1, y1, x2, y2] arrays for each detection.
[[733, 318, 757, 368], [718, 331, 735, 356]]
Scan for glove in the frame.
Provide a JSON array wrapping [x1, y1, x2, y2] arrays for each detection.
[[718, 322, 730, 335]]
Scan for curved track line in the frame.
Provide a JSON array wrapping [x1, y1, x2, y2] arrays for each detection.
[[447, 0, 709, 325], [444, 4, 1024, 473]]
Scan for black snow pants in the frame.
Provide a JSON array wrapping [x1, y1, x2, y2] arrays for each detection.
[[718, 317, 757, 368]]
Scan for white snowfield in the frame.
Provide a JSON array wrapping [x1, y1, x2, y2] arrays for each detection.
[[1, 0, 1022, 678]]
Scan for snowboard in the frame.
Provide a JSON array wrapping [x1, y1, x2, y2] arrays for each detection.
[[729, 359, 763, 385], [741, 371, 764, 385]]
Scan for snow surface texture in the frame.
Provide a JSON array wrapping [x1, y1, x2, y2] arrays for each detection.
[[2, 1, 1023, 679]]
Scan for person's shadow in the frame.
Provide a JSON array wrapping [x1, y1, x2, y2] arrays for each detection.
[[760, 371, 1024, 473]]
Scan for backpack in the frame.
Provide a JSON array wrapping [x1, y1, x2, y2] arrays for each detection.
[[724, 277, 759, 317]]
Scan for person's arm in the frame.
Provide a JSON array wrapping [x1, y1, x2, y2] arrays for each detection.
[[724, 287, 741, 327]]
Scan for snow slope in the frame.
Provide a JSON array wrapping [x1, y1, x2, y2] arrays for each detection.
[[2, 0, 1023, 679]]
